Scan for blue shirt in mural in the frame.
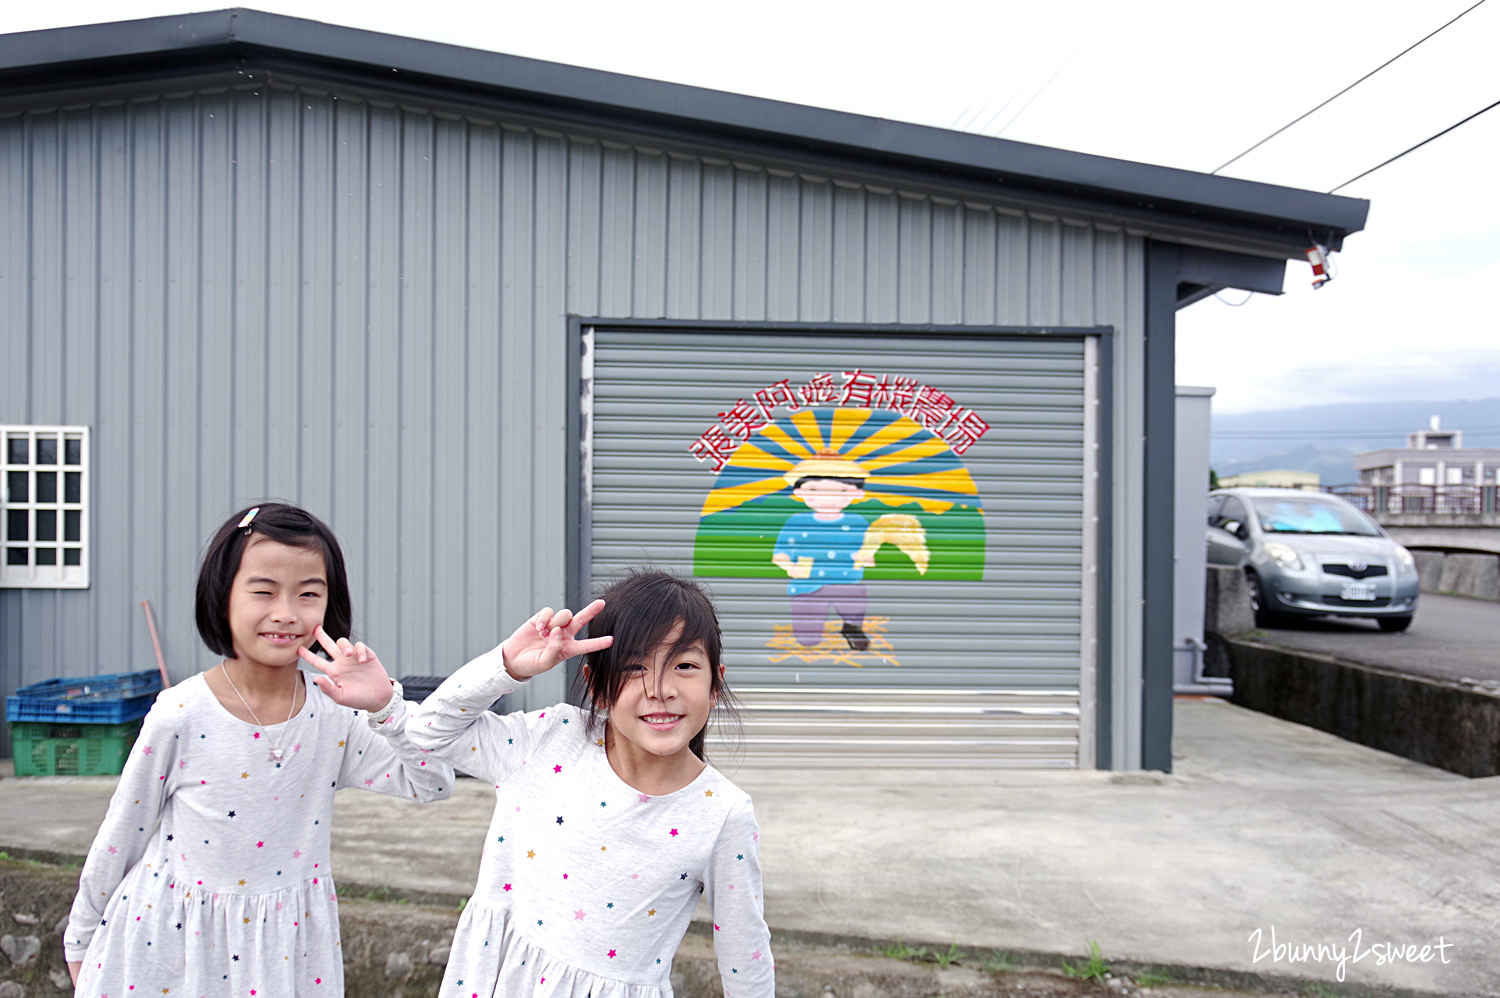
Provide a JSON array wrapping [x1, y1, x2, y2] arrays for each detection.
[[773, 512, 871, 595]]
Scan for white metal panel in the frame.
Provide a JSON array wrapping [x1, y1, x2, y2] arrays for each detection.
[[709, 688, 1080, 769]]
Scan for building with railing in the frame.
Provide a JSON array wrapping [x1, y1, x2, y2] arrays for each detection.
[[1353, 416, 1499, 489], [1327, 483, 1500, 516]]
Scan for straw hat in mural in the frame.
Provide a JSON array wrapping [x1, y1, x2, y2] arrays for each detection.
[[782, 450, 871, 490]]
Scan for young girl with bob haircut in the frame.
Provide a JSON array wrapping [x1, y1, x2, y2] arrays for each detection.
[[66, 502, 454, 997], [408, 569, 774, 998]]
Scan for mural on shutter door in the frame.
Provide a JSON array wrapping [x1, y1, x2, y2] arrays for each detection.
[[690, 373, 989, 669]]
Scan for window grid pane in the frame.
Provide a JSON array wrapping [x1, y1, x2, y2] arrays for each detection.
[[1, 425, 88, 588]]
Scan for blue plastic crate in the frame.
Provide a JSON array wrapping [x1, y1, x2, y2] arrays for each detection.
[[7, 692, 157, 724], [12, 669, 162, 703], [6, 669, 163, 724]]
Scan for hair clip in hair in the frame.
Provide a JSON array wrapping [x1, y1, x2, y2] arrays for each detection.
[[238, 507, 260, 530]]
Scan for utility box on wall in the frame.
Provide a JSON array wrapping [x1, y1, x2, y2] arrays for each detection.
[[1172, 386, 1227, 695]]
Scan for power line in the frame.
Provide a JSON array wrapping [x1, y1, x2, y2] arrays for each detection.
[[1329, 96, 1500, 192], [1210, 0, 1489, 174], [973, 86, 1026, 136], [1214, 428, 1500, 439], [994, 50, 1080, 137]]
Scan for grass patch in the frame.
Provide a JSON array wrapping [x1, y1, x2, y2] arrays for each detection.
[[879, 941, 982, 971], [1060, 940, 1109, 983], [880, 940, 924, 961], [933, 944, 965, 969], [1135, 969, 1174, 987]]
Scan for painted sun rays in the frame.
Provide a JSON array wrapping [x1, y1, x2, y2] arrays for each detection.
[[699, 408, 982, 518]]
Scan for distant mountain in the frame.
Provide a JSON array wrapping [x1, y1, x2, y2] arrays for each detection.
[[1208, 397, 1500, 485], [1215, 445, 1365, 485]]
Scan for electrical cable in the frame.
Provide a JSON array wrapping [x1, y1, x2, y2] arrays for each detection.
[[994, 49, 1080, 136], [1214, 426, 1500, 439], [948, 93, 986, 131], [1210, 0, 1489, 174], [1329, 95, 1500, 192], [974, 86, 1026, 136]]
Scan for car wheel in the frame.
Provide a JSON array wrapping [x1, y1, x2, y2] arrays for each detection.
[[1377, 615, 1413, 633], [1245, 570, 1283, 628]]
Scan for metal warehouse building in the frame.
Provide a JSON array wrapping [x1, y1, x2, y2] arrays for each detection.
[[0, 10, 1367, 769]]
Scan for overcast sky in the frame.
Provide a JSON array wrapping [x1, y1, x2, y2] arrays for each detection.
[[9, 0, 1499, 413]]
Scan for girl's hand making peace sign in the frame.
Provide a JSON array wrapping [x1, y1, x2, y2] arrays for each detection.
[[298, 626, 397, 712], [500, 600, 613, 680]]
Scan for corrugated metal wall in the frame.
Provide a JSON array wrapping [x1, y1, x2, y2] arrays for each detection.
[[0, 77, 1147, 764]]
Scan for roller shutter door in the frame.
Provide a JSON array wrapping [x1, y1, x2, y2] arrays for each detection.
[[585, 326, 1099, 768]]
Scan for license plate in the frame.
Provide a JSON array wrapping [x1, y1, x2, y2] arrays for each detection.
[[1341, 583, 1377, 601]]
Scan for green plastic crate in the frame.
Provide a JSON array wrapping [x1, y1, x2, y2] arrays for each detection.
[[9, 719, 142, 776]]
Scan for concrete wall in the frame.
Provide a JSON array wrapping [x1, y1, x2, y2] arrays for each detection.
[[1200, 565, 1251, 687], [1228, 638, 1500, 778], [1380, 518, 1500, 555], [1412, 550, 1500, 601]]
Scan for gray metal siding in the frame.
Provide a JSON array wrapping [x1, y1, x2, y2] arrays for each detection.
[[0, 79, 1147, 765]]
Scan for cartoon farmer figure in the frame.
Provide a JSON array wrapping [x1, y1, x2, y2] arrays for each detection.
[[771, 450, 932, 651], [772, 451, 875, 650]]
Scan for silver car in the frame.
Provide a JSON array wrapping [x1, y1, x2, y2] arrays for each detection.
[[1206, 487, 1419, 632]]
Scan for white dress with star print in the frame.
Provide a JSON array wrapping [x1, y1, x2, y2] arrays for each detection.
[[407, 648, 774, 998], [64, 672, 454, 998]]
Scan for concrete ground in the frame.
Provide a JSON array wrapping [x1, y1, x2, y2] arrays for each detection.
[[8, 699, 1496, 996], [1257, 591, 1500, 686]]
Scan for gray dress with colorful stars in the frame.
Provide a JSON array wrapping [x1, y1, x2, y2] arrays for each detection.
[[65, 673, 454, 997], [407, 649, 774, 998]]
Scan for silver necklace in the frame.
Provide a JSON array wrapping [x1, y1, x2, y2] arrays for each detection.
[[222, 662, 300, 761]]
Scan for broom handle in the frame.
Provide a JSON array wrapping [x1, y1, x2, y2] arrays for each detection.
[[141, 600, 171, 689]]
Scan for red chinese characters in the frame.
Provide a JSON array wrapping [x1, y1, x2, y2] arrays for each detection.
[[688, 424, 737, 471], [687, 369, 991, 468], [718, 399, 769, 442]]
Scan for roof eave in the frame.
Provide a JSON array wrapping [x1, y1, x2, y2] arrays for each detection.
[[0, 8, 1369, 253]]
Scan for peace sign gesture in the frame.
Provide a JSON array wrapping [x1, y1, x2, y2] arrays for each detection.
[[298, 626, 396, 712], [500, 600, 613, 680]]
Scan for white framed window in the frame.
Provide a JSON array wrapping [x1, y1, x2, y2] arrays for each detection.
[[1418, 467, 1436, 486], [2, 426, 89, 588]]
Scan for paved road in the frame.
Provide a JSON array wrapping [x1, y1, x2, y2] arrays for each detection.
[[1257, 592, 1500, 686]]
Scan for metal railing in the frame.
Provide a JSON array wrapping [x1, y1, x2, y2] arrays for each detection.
[[1323, 483, 1495, 515]]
